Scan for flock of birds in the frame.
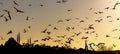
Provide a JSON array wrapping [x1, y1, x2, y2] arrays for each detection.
[[0, 0, 120, 49]]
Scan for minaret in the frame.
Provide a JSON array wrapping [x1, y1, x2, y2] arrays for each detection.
[[85, 40, 88, 51], [27, 37, 31, 44], [17, 32, 20, 44]]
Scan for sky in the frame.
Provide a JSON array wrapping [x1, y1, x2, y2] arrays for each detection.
[[0, 0, 120, 50]]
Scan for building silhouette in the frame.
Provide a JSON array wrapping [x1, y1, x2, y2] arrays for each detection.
[[17, 32, 20, 44], [85, 40, 88, 51], [27, 37, 31, 44]]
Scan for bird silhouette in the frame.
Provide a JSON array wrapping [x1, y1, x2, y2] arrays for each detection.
[[26, 16, 29, 21], [13, 6, 24, 13], [106, 35, 110, 37], [80, 20, 84, 23], [48, 24, 52, 26], [89, 8, 92, 10], [7, 30, 12, 35], [28, 4, 32, 7], [66, 27, 70, 31], [65, 19, 71, 21], [28, 26, 31, 29], [41, 28, 47, 33], [33, 40, 38, 42], [4, 16, 8, 22], [3, 10, 12, 20], [81, 36, 88, 39], [74, 32, 81, 36], [47, 31, 51, 35], [117, 18, 119, 20], [67, 9, 72, 12], [13, 0, 19, 6], [57, 20, 63, 23], [53, 27, 58, 30], [56, 1, 61, 3], [105, 7, 109, 9], [106, 16, 111, 18], [62, 0, 68, 3], [88, 24, 94, 30], [40, 4, 44, 7], [23, 29, 28, 33], [0, 14, 4, 17], [95, 19, 103, 22], [112, 1, 120, 10]]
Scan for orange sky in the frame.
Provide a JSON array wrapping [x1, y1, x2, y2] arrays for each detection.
[[0, 0, 120, 50]]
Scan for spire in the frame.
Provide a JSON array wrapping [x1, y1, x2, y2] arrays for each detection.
[[85, 40, 88, 51], [17, 32, 20, 44]]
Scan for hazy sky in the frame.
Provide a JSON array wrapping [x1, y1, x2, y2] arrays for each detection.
[[0, 0, 120, 50]]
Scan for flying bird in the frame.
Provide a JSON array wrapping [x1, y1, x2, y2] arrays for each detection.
[[89, 8, 92, 10], [105, 7, 109, 9], [112, 1, 120, 10], [4, 16, 8, 22], [13, 6, 24, 13], [117, 18, 119, 20], [53, 27, 58, 30], [41, 28, 47, 33], [47, 31, 51, 35], [3, 10, 12, 20], [57, 20, 63, 23], [40, 4, 44, 7], [56, 1, 61, 3], [95, 19, 103, 22], [23, 29, 28, 33], [106, 35, 111, 37], [81, 36, 88, 39], [74, 32, 81, 36], [28, 4, 32, 7], [0, 14, 4, 17], [26, 16, 29, 21], [13, 0, 19, 6], [7, 30, 12, 35], [62, 0, 68, 3], [80, 20, 84, 23], [106, 16, 112, 18], [65, 19, 71, 21], [88, 24, 94, 30], [67, 9, 72, 12], [28, 26, 31, 29]]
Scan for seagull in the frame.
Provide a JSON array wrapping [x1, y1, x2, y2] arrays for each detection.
[[57, 20, 63, 23], [0, 14, 4, 17], [26, 16, 29, 21], [106, 16, 112, 18], [47, 31, 51, 35], [105, 7, 109, 9], [3, 10, 12, 20], [117, 18, 119, 20], [56, 1, 61, 3], [81, 36, 88, 39], [112, 1, 120, 10], [89, 8, 92, 10], [41, 28, 47, 33], [74, 32, 81, 36], [53, 27, 58, 30], [95, 19, 103, 22], [28, 4, 32, 7], [88, 24, 94, 30], [7, 30, 12, 35], [65, 19, 71, 21], [40, 4, 44, 7], [80, 20, 84, 23], [62, 0, 68, 3], [13, 0, 19, 6], [28, 26, 31, 29], [4, 16, 8, 22], [13, 6, 24, 13], [106, 35, 111, 37], [67, 9, 72, 12]]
